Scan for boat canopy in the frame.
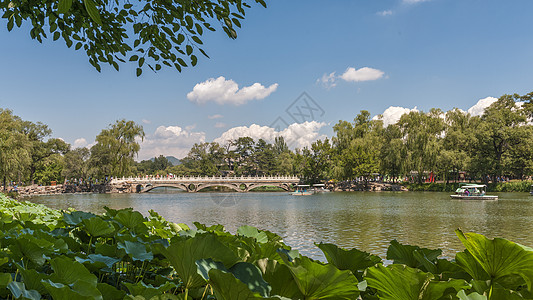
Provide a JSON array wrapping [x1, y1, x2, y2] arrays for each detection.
[[462, 185, 487, 188], [313, 184, 325, 187], [296, 184, 310, 187]]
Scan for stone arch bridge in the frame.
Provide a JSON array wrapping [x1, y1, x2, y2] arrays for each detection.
[[110, 176, 300, 193]]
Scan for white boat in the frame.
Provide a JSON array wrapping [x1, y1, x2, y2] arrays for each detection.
[[291, 185, 314, 196], [450, 184, 498, 200], [312, 184, 330, 193]]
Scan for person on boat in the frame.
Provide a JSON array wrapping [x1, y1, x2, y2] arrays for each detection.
[[465, 189, 470, 196]]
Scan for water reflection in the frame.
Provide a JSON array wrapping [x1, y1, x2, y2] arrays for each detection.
[[28, 191, 533, 260]]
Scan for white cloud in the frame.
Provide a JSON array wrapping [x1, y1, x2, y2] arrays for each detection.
[[214, 121, 327, 149], [138, 126, 206, 160], [467, 97, 498, 117], [208, 114, 223, 120], [215, 122, 226, 128], [187, 76, 278, 105], [378, 10, 393, 16], [141, 119, 151, 124], [317, 72, 337, 89], [340, 67, 385, 82], [73, 138, 88, 148], [373, 106, 419, 127]]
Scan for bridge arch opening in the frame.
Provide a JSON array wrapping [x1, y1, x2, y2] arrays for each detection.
[[196, 184, 241, 193], [143, 185, 187, 193], [248, 184, 288, 192], [136, 185, 143, 193]]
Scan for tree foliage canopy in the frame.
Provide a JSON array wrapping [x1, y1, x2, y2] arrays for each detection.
[[1, 0, 266, 75]]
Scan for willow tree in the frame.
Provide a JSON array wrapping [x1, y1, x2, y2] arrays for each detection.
[[89, 119, 144, 178], [1, 0, 266, 75], [0, 109, 31, 190]]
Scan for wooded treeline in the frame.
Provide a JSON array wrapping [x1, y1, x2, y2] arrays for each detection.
[[2, 92, 533, 187]]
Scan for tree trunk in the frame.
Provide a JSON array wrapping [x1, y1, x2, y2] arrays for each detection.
[[3, 176, 6, 192]]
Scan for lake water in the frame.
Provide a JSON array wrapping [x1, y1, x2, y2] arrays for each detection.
[[27, 190, 533, 260]]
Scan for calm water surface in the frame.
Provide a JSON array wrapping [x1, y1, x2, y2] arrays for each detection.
[[28, 191, 533, 260]]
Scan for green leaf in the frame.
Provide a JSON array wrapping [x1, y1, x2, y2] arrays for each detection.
[[237, 225, 268, 243], [387, 239, 441, 271], [84, 0, 102, 25], [49, 257, 98, 286], [457, 290, 487, 300], [82, 217, 115, 237], [42, 279, 102, 300], [208, 269, 275, 300], [58, 0, 73, 14], [114, 210, 145, 231], [63, 211, 97, 226], [157, 234, 240, 289], [257, 259, 303, 299], [117, 241, 153, 262], [136, 68, 142, 77], [229, 262, 272, 297], [7, 281, 41, 300], [365, 264, 469, 300], [456, 229, 533, 291], [286, 256, 360, 299], [316, 242, 381, 279], [123, 281, 176, 300], [97, 283, 126, 300]]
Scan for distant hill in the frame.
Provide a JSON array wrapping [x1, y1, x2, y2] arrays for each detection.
[[149, 156, 181, 166], [166, 156, 181, 166]]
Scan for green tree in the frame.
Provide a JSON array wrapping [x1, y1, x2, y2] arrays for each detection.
[[62, 147, 90, 180], [1, 0, 266, 75], [301, 138, 332, 184], [379, 125, 408, 183], [89, 119, 144, 178], [0, 109, 31, 190]]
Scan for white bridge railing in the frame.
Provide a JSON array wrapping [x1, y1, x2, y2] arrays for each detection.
[[111, 175, 300, 183]]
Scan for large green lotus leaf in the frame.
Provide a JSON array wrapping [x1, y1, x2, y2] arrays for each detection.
[[49, 257, 98, 286], [193, 222, 225, 233], [456, 251, 491, 281], [114, 210, 147, 233], [0, 257, 8, 267], [117, 241, 154, 262], [0, 273, 13, 298], [42, 279, 102, 300], [436, 259, 472, 281], [208, 269, 279, 300], [237, 225, 268, 244], [19, 268, 49, 295], [277, 248, 300, 262], [123, 281, 176, 299], [157, 233, 240, 289], [256, 258, 304, 299], [490, 286, 526, 300], [365, 264, 468, 300], [96, 283, 126, 300], [6, 281, 41, 300], [95, 243, 126, 259], [423, 278, 471, 300], [456, 229, 533, 291], [75, 254, 121, 272], [229, 262, 272, 297], [195, 258, 228, 281], [316, 242, 381, 279], [286, 256, 360, 299], [8, 238, 47, 266], [387, 240, 441, 271], [457, 290, 487, 300], [82, 217, 115, 237], [63, 211, 97, 226]]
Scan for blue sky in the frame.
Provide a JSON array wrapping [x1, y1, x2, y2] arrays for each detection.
[[1, 0, 533, 159]]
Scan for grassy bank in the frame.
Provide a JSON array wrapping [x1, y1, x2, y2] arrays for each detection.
[[403, 180, 533, 192], [1, 192, 533, 299]]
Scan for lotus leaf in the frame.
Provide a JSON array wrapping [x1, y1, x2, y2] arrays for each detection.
[[237, 225, 269, 243], [285, 256, 360, 299], [41, 279, 102, 300], [115, 210, 148, 233], [18, 268, 49, 295], [157, 233, 240, 289], [387, 239, 442, 272], [123, 281, 176, 299], [365, 264, 469, 300], [195, 258, 228, 280], [97, 282, 127, 300], [49, 257, 98, 286], [256, 258, 304, 299], [82, 217, 115, 238], [63, 211, 97, 226], [208, 268, 277, 300], [117, 240, 154, 262], [457, 290, 487, 300], [75, 254, 121, 272], [456, 229, 533, 291], [316, 242, 381, 279], [6, 281, 41, 300]]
